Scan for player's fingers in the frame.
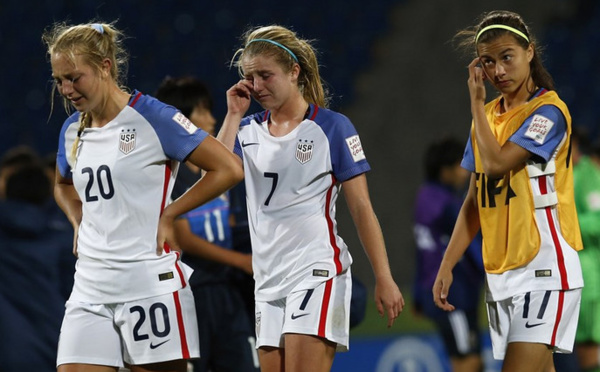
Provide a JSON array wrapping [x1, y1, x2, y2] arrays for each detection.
[[376, 298, 384, 317], [438, 282, 451, 309], [440, 279, 450, 301], [433, 280, 442, 304], [236, 80, 253, 95], [468, 57, 480, 68], [166, 240, 180, 254], [156, 237, 166, 256], [467, 57, 479, 77], [387, 305, 398, 328], [398, 296, 405, 312]]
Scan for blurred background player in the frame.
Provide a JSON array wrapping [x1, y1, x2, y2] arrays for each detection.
[[571, 127, 600, 372], [413, 137, 484, 372], [155, 76, 259, 372], [0, 145, 40, 199], [0, 153, 73, 371]]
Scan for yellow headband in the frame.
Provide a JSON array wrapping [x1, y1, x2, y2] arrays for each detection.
[[476, 24, 529, 43]]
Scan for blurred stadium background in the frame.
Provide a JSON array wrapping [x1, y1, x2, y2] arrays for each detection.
[[1, 0, 597, 370]]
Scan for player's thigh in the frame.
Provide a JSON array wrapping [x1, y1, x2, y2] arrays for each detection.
[[255, 298, 286, 349], [488, 289, 581, 360], [128, 360, 187, 372], [284, 333, 336, 372], [57, 301, 123, 369], [282, 269, 352, 351], [258, 346, 284, 372], [116, 286, 200, 366], [502, 342, 553, 372]]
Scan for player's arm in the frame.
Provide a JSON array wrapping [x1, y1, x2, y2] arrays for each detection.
[[174, 218, 253, 274], [342, 173, 404, 328], [158, 136, 243, 253], [54, 166, 82, 256], [468, 58, 531, 178], [217, 79, 253, 151], [433, 173, 480, 311]]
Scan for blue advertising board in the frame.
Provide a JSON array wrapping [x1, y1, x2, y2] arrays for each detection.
[[331, 333, 502, 372]]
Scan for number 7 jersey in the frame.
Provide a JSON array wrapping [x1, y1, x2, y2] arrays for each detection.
[[234, 104, 370, 301], [56, 91, 208, 304]]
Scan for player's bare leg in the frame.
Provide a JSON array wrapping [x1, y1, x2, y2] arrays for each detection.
[[129, 360, 187, 372], [502, 342, 555, 372], [258, 346, 285, 372], [284, 333, 335, 372], [450, 354, 483, 372], [577, 342, 600, 371]]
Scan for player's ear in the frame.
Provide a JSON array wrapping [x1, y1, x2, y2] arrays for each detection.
[[526, 43, 534, 63], [100, 58, 112, 79], [290, 63, 301, 82]]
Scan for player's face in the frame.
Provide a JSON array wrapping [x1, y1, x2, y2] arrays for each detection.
[[477, 34, 534, 96], [51, 53, 104, 113], [241, 54, 298, 110]]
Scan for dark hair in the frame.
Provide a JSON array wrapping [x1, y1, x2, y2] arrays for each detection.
[[6, 163, 51, 205], [0, 145, 39, 171], [154, 76, 213, 118], [592, 141, 600, 159], [571, 125, 592, 155], [455, 10, 555, 91], [424, 137, 465, 181]]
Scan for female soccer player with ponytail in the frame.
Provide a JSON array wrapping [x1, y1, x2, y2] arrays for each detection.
[[44, 21, 243, 372], [433, 11, 583, 372]]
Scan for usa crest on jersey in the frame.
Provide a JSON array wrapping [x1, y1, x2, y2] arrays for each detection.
[[119, 129, 136, 154], [296, 139, 314, 164]]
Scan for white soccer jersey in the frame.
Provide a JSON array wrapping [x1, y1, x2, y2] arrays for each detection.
[[234, 104, 370, 301], [57, 91, 208, 304], [484, 135, 583, 301]]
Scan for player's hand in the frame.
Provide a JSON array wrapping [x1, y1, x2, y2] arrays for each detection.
[[226, 79, 253, 116], [433, 269, 456, 311], [467, 57, 487, 104], [240, 254, 253, 275], [156, 211, 180, 256], [374, 276, 405, 328]]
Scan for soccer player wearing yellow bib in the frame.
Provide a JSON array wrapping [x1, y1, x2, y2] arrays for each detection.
[[433, 11, 583, 372]]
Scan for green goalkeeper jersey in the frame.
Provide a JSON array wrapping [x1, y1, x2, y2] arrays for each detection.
[[573, 156, 600, 298]]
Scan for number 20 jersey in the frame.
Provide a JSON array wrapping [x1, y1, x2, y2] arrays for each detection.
[[234, 104, 370, 301], [56, 91, 208, 304]]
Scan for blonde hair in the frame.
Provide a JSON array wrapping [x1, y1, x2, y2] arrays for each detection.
[[42, 21, 129, 163], [232, 25, 329, 108]]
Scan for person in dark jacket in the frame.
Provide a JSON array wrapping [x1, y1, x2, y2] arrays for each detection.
[[0, 159, 74, 371], [413, 137, 484, 372]]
